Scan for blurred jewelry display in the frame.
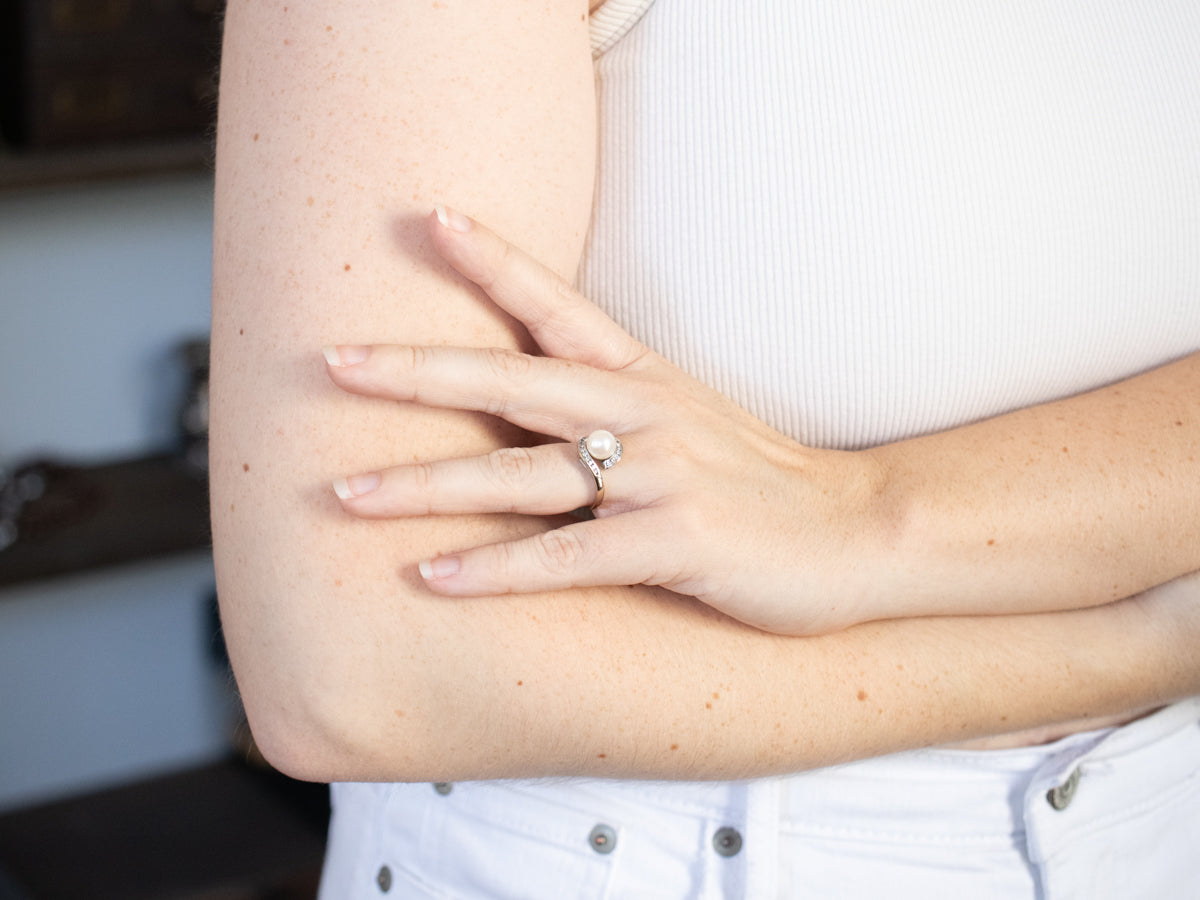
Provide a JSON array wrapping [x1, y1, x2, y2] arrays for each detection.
[[177, 338, 210, 476], [0, 461, 47, 552]]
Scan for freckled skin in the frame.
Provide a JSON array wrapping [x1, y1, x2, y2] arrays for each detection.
[[213, 0, 1200, 784]]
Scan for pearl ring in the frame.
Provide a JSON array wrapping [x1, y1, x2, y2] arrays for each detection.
[[577, 429, 623, 509]]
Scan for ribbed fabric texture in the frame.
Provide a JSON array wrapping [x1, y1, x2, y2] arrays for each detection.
[[581, 0, 1200, 449], [589, 0, 656, 56]]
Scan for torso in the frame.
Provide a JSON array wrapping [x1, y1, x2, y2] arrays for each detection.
[[583, 0, 1200, 749]]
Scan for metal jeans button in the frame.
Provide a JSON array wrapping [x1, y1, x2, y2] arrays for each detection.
[[589, 823, 617, 854], [1047, 768, 1081, 810], [432, 782, 453, 796], [376, 864, 392, 893], [713, 826, 743, 857]]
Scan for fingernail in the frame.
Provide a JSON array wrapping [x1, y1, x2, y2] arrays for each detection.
[[333, 472, 380, 499], [418, 556, 460, 580], [323, 345, 371, 367], [434, 204, 472, 233]]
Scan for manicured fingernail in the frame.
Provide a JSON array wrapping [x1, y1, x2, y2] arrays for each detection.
[[418, 556, 460, 580], [434, 204, 472, 233], [323, 345, 371, 367], [333, 472, 380, 499]]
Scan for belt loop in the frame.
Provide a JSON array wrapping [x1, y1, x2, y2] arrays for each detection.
[[740, 779, 779, 898]]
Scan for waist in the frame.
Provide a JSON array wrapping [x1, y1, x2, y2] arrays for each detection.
[[946, 704, 1164, 751]]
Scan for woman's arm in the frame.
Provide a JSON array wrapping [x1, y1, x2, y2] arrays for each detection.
[[325, 213, 1200, 636], [212, 0, 1199, 785], [210, 0, 600, 779]]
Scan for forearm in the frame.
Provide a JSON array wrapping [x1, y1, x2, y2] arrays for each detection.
[[280, 573, 1200, 784], [866, 352, 1200, 619]]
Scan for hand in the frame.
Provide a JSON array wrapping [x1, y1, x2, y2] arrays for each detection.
[[324, 206, 889, 635]]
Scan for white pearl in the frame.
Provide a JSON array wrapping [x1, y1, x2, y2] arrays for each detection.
[[585, 429, 618, 461]]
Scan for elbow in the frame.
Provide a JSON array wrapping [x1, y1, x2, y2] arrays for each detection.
[[241, 698, 339, 784], [233, 666, 350, 784], [228, 645, 443, 785]]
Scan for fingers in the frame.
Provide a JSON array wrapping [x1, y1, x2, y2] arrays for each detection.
[[415, 515, 663, 597], [429, 206, 649, 371], [333, 443, 598, 517], [324, 343, 618, 439]]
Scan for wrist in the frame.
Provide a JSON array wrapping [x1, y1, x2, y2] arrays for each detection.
[[849, 442, 951, 624]]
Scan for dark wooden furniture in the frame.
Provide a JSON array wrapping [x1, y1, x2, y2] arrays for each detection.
[[1, 0, 223, 149], [0, 454, 211, 589], [0, 0, 221, 190]]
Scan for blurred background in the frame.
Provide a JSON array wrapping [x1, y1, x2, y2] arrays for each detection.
[[0, 3, 328, 898]]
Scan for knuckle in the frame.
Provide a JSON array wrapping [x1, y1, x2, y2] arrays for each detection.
[[405, 345, 430, 371], [410, 461, 436, 492], [673, 500, 710, 544], [531, 529, 586, 575], [551, 273, 578, 304], [483, 346, 532, 380], [404, 462, 438, 514], [486, 447, 536, 491]]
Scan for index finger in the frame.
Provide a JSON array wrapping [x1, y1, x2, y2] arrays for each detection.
[[430, 206, 650, 372]]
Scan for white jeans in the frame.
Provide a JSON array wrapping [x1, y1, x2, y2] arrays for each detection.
[[319, 698, 1200, 899]]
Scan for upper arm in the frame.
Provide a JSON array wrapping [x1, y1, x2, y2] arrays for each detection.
[[211, 0, 597, 778]]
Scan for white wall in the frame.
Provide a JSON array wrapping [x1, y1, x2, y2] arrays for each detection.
[[0, 173, 231, 812], [0, 175, 215, 462], [0, 554, 232, 811]]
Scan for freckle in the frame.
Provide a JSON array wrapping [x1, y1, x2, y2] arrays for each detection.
[[516, 680, 523, 686], [344, 263, 351, 271], [306, 196, 314, 206], [670, 744, 679, 751], [705, 702, 712, 710], [394, 709, 405, 718], [857, 690, 868, 701], [597, 753, 606, 759], [239, 328, 244, 335], [283, 38, 290, 45], [252, 133, 259, 142], [1001, 715, 1008, 722], [987, 539, 995, 546], [712, 692, 720, 699], [1176, 421, 1184, 426], [229, 503, 235, 512], [1062, 446, 1069, 453], [242, 463, 250, 472], [335, 579, 342, 587], [326, 25, 332, 31]]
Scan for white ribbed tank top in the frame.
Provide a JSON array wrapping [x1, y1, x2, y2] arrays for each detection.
[[580, 1, 1200, 450]]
